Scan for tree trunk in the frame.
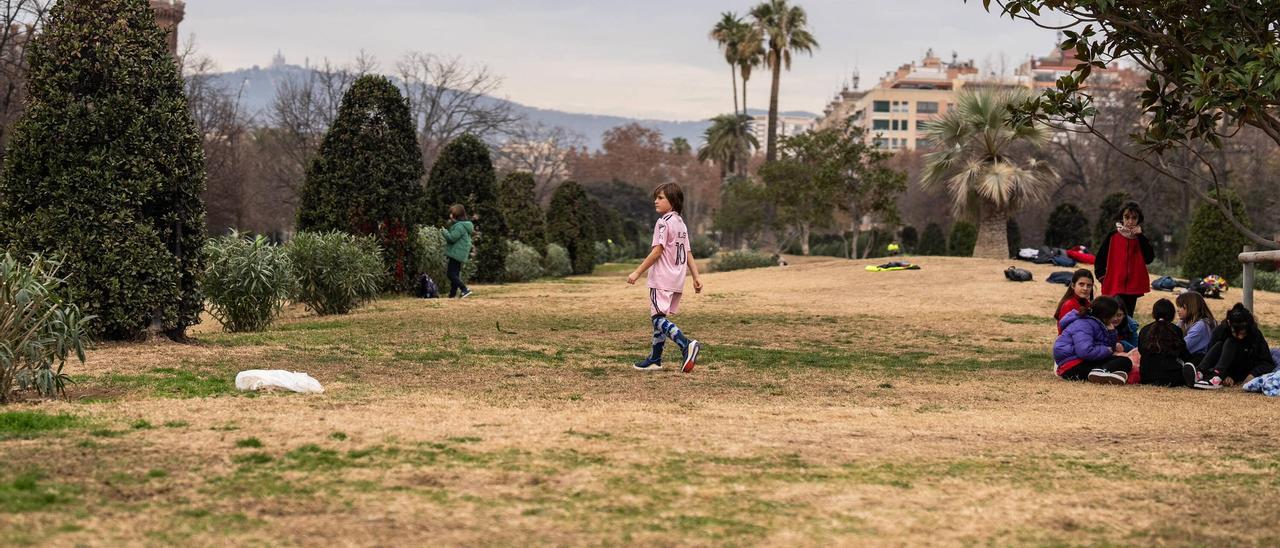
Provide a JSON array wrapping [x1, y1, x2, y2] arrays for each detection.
[[766, 59, 781, 163], [730, 64, 739, 118], [800, 222, 810, 256], [974, 210, 1010, 260], [849, 210, 861, 260], [741, 75, 749, 118]]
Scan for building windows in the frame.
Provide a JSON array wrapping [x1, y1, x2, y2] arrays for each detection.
[[916, 138, 930, 149], [916, 119, 930, 131], [891, 101, 909, 113], [873, 137, 889, 148], [917, 101, 939, 114], [872, 119, 890, 130], [873, 100, 890, 113]]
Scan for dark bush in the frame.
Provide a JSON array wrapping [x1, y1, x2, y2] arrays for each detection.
[[712, 250, 776, 272], [691, 234, 720, 259], [1044, 203, 1091, 249], [0, 0, 206, 339], [286, 232, 384, 316], [1182, 191, 1251, 281], [918, 223, 947, 255], [546, 182, 596, 274], [1007, 218, 1022, 259], [498, 172, 546, 252], [900, 226, 919, 252], [948, 221, 978, 257]]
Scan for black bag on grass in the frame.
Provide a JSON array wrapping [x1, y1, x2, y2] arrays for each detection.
[[1046, 271, 1074, 285], [415, 273, 439, 298], [1004, 267, 1033, 282]]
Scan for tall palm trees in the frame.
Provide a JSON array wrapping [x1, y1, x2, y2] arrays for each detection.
[[750, 0, 818, 163], [921, 89, 1058, 260], [710, 12, 747, 116], [697, 113, 758, 178]]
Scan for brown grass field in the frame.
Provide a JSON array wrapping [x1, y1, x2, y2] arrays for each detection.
[[3, 255, 1280, 546]]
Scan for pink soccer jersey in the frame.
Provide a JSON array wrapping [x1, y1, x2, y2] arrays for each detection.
[[647, 212, 689, 292]]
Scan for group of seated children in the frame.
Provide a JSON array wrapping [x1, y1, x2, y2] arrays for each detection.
[[1051, 268, 1277, 388]]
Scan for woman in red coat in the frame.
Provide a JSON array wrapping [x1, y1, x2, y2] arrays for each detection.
[[1095, 201, 1154, 317]]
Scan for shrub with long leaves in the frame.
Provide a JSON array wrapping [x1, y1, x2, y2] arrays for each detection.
[[203, 232, 296, 332], [544, 244, 572, 277], [286, 232, 384, 316], [0, 253, 93, 402], [504, 241, 544, 283]]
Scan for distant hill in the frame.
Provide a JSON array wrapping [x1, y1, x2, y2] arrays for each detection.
[[203, 63, 817, 151]]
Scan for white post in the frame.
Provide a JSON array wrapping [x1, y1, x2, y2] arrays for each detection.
[[1242, 245, 1255, 313]]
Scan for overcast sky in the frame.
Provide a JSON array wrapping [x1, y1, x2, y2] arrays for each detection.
[[184, 0, 1068, 121]]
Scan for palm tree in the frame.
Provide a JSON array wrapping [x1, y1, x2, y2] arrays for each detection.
[[750, 0, 818, 163], [736, 25, 766, 117], [698, 114, 759, 179], [710, 12, 747, 116], [921, 88, 1058, 260]]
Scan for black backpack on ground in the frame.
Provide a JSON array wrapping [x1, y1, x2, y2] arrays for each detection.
[[415, 273, 439, 298], [1004, 266, 1033, 282], [1046, 271, 1074, 285]]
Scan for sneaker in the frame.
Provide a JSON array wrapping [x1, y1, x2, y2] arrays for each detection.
[[1181, 362, 1200, 387], [460, 289, 472, 298], [633, 357, 662, 371], [681, 340, 700, 373], [1087, 369, 1127, 385], [1193, 376, 1223, 390]]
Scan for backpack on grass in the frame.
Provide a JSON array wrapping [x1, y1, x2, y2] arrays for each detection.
[[1046, 271, 1074, 285], [415, 273, 439, 298], [1004, 267, 1033, 282]]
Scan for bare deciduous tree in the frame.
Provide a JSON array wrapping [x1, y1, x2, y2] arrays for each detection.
[[493, 121, 584, 204], [0, 0, 51, 159], [395, 52, 522, 169]]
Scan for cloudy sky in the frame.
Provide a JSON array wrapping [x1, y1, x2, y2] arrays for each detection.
[[184, 0, 1068, 121]]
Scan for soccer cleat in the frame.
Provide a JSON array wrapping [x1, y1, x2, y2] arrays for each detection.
[[1087, 369, 1127, 385], [1193, 376, 1223, 390], [633, 357, 663, 371], [1182, 362, 1200, 388], [681, 340, 700, 373]]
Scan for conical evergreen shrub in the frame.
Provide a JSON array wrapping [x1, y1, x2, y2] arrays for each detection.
[[296, 75, 425, 290], [0, 0, 206, 340], [425, 134, 507, 283], [917, 223, 947, 256], [1044, 203, 1091, 249], [1182, 191, 1252, 281], [498, 172, 546, 252], [546, 182, 596, 275], [948, 221, 978, 257]]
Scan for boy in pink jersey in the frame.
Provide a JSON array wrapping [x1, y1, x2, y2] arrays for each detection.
[[626, 183, 703, 372]]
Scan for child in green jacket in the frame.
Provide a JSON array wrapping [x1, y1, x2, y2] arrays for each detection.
[[443, 204, 474, 298]]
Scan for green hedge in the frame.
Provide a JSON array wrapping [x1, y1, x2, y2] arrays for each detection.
[[504, 241, 544, 283], [204, 232, 296, 332], [286, 232, 384, 315], [712, 250, 776, 272]]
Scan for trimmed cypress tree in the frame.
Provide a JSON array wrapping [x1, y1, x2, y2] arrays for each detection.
[[425, 134, 507, 283], [296, 75, 425, 290], [1182, 191, 1251, 281], [1093, 192, 1132, 249], [546, 181, 596, 274], [918, 223, 947, 256], [497, 172, 546, 251], [1044, 203, 1091, 249], [900, 226, 918, 253], [948, 221, 978, 257], [0, 0, 206, 340]]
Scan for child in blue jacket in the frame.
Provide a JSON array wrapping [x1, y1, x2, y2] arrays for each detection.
[[1054, 296, 1133, 385]]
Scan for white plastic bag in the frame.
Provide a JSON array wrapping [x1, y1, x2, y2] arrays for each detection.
[[235, 370, 324, 394]]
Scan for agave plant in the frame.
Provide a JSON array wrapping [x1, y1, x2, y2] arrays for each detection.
[[0, 253, 93, 402]]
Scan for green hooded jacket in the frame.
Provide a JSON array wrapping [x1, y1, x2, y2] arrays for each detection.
[[443, 220, 474, 263]]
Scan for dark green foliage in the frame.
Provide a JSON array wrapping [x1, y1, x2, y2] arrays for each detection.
[[0, 0, 207, 339], [714, 177, 770, 248], [1182, 191, 1251, 280], [286, 232, 384, 316], [546, 182, 596, 275], [583, 180, 651, 258], [296, 75, 425, 290], [203, 232, 295, 333], [948, 221, 978, 257], [900, 226, 918, 252], [712, 250, 776, 272], [425, 134, 507, 283], [498, 172, 547, 252], [1006, 218, 1022, 259], [917, 223, 947, 256], [691, 235, 720, 258], [1093, 192, 1132, 251], [1044, 203, 1091, 249]]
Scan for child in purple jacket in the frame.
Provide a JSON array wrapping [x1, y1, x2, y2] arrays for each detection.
[[1054, 296, 1133, 385]]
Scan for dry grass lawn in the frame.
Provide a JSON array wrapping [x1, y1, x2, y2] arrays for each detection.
[[3, 255, 1280, 546]]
